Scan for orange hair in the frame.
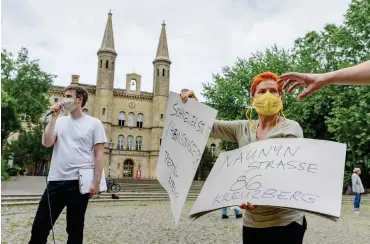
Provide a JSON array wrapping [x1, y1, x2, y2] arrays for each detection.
[[250, 72, 282, 97]]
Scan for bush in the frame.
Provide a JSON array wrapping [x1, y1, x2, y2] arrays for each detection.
[[343, 171, 352, 190], [7, 165, 21, 176], [1, 159, 10, 181], [1, 172, 9, 181]]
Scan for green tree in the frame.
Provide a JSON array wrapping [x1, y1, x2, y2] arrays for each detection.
[[195, 146, 215, 180], [202, 45, 296, 150], [3, 123, 53, 174], [288, 0, 370, 174], [201, 0, 370, 175], [1, 48, 55, 149], [1, 86, 21, 149], [326, 86, 370, 169]]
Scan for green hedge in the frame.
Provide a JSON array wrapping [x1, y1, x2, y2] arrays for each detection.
[[1, 159, 9, 181]]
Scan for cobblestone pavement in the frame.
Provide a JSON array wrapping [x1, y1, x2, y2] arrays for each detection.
[[2, 201, 369, 244]]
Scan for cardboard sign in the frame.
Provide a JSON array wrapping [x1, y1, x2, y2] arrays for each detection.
[[189, 138, 346, 221], [156, 92, 217, 227]]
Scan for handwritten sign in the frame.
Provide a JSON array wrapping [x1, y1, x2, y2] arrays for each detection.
[[189, 138, 347, 220], [156, 92, 217, 227]]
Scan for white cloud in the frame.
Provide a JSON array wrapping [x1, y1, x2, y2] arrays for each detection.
[[2, 0, 351, 101]]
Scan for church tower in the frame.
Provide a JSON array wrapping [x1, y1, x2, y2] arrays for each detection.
[[152, 21, 171, 97], [151, 21, 171, 133], [149, 22, 171, 176], [94, 11, 117, 139]]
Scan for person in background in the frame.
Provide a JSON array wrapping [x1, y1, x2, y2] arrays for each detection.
[[222, 207, 243, 219], [351, 168, 365, 214], [181, 72, 307, 244], [278, 61, 370, 101]]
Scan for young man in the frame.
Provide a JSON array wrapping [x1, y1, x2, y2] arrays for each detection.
[[29, 84, 107, 244]]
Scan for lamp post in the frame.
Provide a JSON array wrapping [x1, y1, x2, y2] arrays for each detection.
[[108, 140, 113, 180]]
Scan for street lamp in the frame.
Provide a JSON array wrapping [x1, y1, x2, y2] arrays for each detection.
[[108, 139, 113, 180]]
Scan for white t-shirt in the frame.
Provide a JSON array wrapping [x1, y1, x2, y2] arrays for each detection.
[[47, 115, 107, 181]]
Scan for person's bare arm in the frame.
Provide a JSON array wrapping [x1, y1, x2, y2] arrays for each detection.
[[42, 118, 57, 147], [42, 104, 62, 147], [90, 143, 104, 198], [323, 61, 370, 86], [278, 61, 370, 101]]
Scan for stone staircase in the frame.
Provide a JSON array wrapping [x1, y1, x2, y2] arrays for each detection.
[[1, 177, 369, 206], [1, 180, 204, 206]]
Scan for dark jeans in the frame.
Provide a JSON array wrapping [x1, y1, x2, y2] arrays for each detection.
[[29, 180, 90, 244], [243, 217, 307, 244]]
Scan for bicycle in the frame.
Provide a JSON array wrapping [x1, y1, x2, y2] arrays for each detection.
[[106, 179, 121, 193]]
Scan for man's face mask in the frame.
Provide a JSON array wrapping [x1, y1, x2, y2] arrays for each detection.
[[62, 98, 77, 113], [252, 92, 283, 116]]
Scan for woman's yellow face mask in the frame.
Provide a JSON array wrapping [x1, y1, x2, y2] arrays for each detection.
[[252, 80, 283, 116]]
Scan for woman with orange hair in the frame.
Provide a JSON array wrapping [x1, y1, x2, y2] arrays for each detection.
[[181, 72, 307, 244]]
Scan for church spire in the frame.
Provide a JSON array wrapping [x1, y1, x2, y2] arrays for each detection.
[[153, 21, 171, 64], [98, 11, 116, 55]]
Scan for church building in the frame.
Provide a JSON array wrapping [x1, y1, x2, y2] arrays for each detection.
[[49, 12, 221, 179]]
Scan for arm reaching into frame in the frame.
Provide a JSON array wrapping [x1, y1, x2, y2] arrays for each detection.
[[278, 61, 370, 101]]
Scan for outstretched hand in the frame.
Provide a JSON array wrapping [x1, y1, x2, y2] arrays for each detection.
[[278, 72, 328, 101]]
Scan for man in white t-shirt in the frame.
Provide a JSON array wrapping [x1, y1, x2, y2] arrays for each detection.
[[29, 84, 107, 244]]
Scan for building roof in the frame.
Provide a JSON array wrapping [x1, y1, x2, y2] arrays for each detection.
[[50, 84, 154, 100], [97, 11, 116, 56], [153, 21, 171, 64]]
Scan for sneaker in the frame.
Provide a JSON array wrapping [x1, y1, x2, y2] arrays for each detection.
[[236, 214, 243, 219], [222, 215, 229, 219], [354, 211, 360, 214]]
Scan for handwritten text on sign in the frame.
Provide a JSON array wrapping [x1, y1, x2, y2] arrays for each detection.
[[156, 92, 217, 227], [189, 138, 346, 219]]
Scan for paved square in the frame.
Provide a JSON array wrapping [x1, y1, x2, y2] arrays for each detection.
[[1, 201, 369, 243]]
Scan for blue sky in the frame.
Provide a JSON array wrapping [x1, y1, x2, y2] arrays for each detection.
[[2, 0, 351, 101]]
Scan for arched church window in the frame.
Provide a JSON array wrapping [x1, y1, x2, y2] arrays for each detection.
[[117, 135, 124, 150], [130, 79, 137, 91], [162, 69, 165, 76], [136, 136, 142, 151], [100, 60, 102, 68], [118, 111, 125, 126], [128, 112, 135, 127], [157, 68, 159, 76], [105, 60, 109, 69], [137, 113, 144, 128], [127, 135, 134, 150]]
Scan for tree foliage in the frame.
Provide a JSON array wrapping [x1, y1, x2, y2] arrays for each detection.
[[3, 124, 53, 172], [195, 146, 216, 180], [1, 47, 55, 149], [202, 0, 370, 171]]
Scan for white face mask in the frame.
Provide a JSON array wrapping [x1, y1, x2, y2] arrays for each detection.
[[62, 98, 77, 113]]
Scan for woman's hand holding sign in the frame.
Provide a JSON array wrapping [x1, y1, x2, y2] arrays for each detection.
[[180, 89, 198, 102], [239, 202, 256, 211]]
